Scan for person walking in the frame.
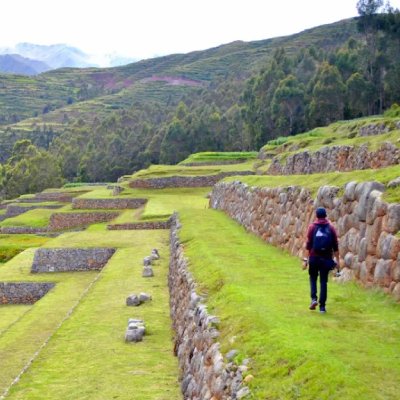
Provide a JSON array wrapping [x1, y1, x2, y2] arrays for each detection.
[[304, 207, 339, 313]]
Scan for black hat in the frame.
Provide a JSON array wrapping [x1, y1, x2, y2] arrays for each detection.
[[316, 207, 327, 218]]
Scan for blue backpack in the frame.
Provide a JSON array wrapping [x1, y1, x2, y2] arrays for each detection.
[[312, 224, 333, 254]]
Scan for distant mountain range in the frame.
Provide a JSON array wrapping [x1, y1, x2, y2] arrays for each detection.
[[0, 43, 137, 75]]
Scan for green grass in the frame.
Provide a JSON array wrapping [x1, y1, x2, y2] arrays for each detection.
[[179, 151, 258, 164], [178, 207, 400, 399], [128, 162, 255, 181], [224, 164, 400, 200], [0, 234, 51, 262], [6, 234, 180, 400], [0, 209, 55, 228], [0, 249, 99, 396], [262, 117, 400, 161]]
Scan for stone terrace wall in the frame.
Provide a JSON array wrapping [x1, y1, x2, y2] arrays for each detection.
[[210, 181, 400, 299], [72, 198, 147, 209], [34, 191, 88, 202], [129, 171, 254, 189], [31, 248, 116, 273], [48, 212, 119, 230], [0, 227, 48, 234], [5, 204, 62, 218], [169, 215, 248, 399], [267, 142, 400, 175], [0, 282, 55, 304], [107, 220, 171, 230]]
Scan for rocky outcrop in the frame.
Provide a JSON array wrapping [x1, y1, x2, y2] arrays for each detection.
[[0, 282, 55, 304], [267, 142, 400, 175], [48, 212, 119, 230], [169, 215, 249, 399], [210, 180, 400, 299], [72, 198, 147, 209], [31, 248, 116, 273], [129, 171, 254, 189]]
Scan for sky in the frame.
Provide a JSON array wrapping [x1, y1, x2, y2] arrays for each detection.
[[1, 0, 400, 62]]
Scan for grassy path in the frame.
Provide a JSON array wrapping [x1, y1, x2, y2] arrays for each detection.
[[179, 207, 400, 400], [5, 232, 180, 400]]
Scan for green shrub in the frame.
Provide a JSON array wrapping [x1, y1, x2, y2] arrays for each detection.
[[384, 103, 400, 118], [267, 136, 289, 146]]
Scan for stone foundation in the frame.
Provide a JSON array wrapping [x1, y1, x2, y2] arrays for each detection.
[[48, 212, 119, 230], [169, 214, 248, 399], [5, 204, 62, 218], [210, 180, 400, 299], [0, 227, 48, 234], [72, 198, 147, 209], [129, 171, 254, 189], [0, 282, 55, 304], [267, 142, 400, 175], [31, 248, 116, 273], [34, 191, 89, 202]]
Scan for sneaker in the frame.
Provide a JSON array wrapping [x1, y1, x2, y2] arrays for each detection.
[[309, 300, 318, 310], [319, 306, 326, 313]]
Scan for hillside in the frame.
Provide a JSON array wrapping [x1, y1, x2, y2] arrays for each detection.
[[0, 18, 358, 127]]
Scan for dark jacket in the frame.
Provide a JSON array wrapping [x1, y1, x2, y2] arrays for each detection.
[[306, 218, 339, 257]]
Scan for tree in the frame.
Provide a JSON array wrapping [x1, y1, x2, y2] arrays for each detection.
[[346, 72, 374, 117], [308, 63, 346, 126], [271, 75, 305, 135]]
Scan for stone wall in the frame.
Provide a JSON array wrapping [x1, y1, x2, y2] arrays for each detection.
[[129, 171, 254, 189], [169, 215, 249, 399], [0, 227, 48, 234], [107, 220, 171, 230], [31, 248, 116, 273], [34, 191, 88, 202], [267, 142, 400, 175], [210, 180, 400, 299], [72, 198, 147, 209], [5, 204, 62, 218], [0, 282, 55, 304], [48, 212, 119, 230]]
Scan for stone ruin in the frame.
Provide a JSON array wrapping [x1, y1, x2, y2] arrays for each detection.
[[141, 249, 160, 277], [126, 292, 152, 306]]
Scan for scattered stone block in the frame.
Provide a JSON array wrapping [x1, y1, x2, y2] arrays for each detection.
[[138, 292, 152, 303], [126, 294, 141, 306], [112, 185, 123, 196], [125, 318, 146, 342], [143, 256, 152, 266], [142, 266, 154, 277], [150, 248, 160, 260], [126, 293, 152, 306]]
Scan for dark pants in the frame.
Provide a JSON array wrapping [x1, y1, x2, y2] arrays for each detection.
[[309, 256, 331, 307]]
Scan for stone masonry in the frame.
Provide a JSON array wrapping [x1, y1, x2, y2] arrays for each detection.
[[267, 142, 400, 175], [129, 171, 254, 189], [72, 198, 147, 209], [210, 180, 400, 299], [0, 282, 55, 304], [31, 248, 116, 273], [169, 214, 248, 399], [48, 212, 119, 230]]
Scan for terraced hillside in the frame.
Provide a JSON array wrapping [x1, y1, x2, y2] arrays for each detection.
[[0, 19, 358, 129], [0, 148, 399, 399]]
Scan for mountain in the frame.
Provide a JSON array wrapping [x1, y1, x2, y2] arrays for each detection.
[[0, 54, 50, 75], [12, 43, 96, 69]]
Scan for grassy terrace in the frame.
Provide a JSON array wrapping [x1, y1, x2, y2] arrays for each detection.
[[0, 231, 180, 400], [178, 207, 400, 399], [262, 116, 400, 161], [179, 151, 258, 164], [127, 161, 255, 181]]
